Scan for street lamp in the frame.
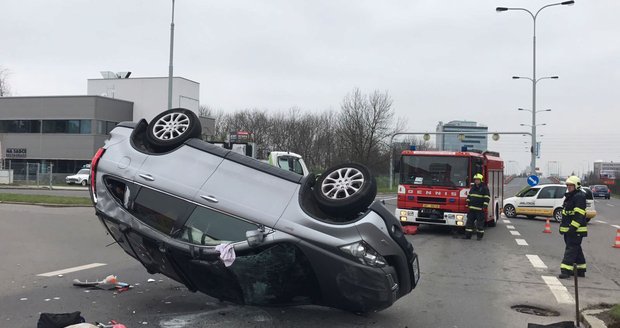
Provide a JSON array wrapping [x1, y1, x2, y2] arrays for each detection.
[[167, 0, 176, 110], [497, 1, 574, 175]]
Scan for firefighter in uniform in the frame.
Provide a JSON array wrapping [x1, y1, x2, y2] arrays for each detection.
[[558, 175, 588, 279], [464, 173, 490, 240]]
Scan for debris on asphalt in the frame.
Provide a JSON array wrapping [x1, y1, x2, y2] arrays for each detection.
[[73, 275, 132, 293], [147, 278, 156, 283], [58, 274, 64, 278], [19, 297, 27, 301], [37, 311, 85, 328]]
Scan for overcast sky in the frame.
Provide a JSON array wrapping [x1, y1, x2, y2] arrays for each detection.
[[3, 0, 619, 177]]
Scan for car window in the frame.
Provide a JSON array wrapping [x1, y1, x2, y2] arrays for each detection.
[[77, 169, 90, 175], [131, 187, 195, 235], [582, 188, 593, 200], [178, 206, 258, 246], [554, 186, 567, 198], [520, 187, 540, 197], [537, 187, 556, 199]]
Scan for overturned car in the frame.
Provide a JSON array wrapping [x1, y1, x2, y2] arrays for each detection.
[[89, 108, 419, 313]]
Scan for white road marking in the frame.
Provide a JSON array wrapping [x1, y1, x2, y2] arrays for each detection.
[[607, 204, 615, 207], [515, 239, 529, 246], [541, 276, 575, 304], [612, 225, 620, 229], [510, 230, 521, 236], [506, 225, 515, 229], [597, 220, 608, 224], [37, 263, 107, 277], [504, 220, 512, 224], [526, 255, 548, 269], [378, 197, 397, 201]]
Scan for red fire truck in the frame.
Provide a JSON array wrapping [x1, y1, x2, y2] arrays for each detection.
[[395, 150, 504, 227]]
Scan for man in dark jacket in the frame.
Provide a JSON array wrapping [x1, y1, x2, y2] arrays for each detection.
[[558, 175, 588, 279], [465, 173, 490, 240]]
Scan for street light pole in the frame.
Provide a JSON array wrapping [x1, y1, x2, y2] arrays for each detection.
[[497, 1, 574, 175], [167, 0, 176, 110]]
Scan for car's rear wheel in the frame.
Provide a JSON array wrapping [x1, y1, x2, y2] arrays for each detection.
[[81, 180, 87, 186], [146, 108, 202, 151], [313, 163, 376, 218], [553, 208, 563, 223], [504, 204, 516, 218]]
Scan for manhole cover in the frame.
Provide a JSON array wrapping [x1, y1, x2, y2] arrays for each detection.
[[511, 305, 560, 317]]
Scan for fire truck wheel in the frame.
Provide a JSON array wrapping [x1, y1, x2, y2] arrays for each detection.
[[146, 108, 202, 152], [503, 204, 516, 218], [553, 208, 563, 223], [313, 162, 377, 218]]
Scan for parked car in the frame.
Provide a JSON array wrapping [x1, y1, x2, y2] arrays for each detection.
[[65, 168, 90, 186], [89, 108, 419, 313], [590, 185, 611, 199], [503, 184, 596, 222]]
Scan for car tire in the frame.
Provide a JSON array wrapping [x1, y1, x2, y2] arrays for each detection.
[[313, 162, 377, 218], [553, 208, 563, 223], [503, 204, 516, 218], [145, 108, 202, 151], [81, 180, 87, 186]]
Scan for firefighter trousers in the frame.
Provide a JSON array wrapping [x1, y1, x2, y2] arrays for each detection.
[[560, 234, 586, 274], [465, 210, 485, 239]]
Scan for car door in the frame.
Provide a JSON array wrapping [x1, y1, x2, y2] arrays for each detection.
[[531, 186, 558, 217], [135, 145, 224, 201], [196, 153, 300, 228], [515, 187, 540, 216]]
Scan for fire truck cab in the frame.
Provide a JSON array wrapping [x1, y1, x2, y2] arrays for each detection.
[[395, 150, 504, 228]]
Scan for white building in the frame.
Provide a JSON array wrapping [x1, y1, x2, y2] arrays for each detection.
[[436, 120, 488, 151], [87, 76, 200, 122]]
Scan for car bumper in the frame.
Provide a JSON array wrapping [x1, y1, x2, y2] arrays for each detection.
[[395, 208, 467, 226]]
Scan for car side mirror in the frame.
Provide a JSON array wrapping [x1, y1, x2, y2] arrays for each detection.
[[246, 227, 265, 247]]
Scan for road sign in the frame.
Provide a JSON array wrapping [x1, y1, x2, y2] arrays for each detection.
[[527, 175, 540, 186]]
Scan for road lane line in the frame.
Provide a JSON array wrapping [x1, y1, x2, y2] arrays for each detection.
[[504, 220, 512, 224], [612, 225, 620, 229], [37, 263, 107, 277], [597, 220, 608, 224], [378, 197, 397, 201], [541, 276, 575, 304], [526, 255, 548, 269], [506, 225, 515, 229], [515, 239, 528, 246], [607, 204, 615, 207], [510, 230, 521, 236]]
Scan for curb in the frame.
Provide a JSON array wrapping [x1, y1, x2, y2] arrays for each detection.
[[0, 201, 93, 208], [581, 309, 608, 328]]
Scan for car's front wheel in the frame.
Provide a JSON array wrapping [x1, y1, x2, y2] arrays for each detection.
[[81, 180, 87, 186], [553, 208, 563, 223], [504, 204, 516, 218], [313, 163, 377, 218], [146, 108, 202, 152]]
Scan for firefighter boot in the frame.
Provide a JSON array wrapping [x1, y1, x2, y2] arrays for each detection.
[[558, 271, 572, 279], [464, 228, 473, 239], [476, 231, 484, 241]]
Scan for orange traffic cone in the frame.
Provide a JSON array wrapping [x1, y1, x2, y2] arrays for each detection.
[[543, 219, 552, 234], [613, 229, 620, 248]]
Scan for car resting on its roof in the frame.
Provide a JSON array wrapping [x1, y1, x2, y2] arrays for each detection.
[[89, 108, 419, 313]]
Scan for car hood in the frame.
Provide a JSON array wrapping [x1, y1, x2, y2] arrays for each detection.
[[503, 196, 517, 204]]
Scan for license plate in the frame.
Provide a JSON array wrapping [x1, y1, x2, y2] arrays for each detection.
[[422, 204, 440, 209]]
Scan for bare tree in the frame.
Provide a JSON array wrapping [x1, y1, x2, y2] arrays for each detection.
[[337, 88, 399, 171], [0, 66, 11, 97]]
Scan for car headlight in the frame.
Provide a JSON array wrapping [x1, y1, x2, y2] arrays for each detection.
[[340, 240, 387, 268]]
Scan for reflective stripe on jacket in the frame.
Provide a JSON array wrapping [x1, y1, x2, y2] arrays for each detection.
[[559, 189, 588, 237], [467, 184, 490, 212]]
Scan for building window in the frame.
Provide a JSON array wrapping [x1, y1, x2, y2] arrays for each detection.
[[95, 120, 119, 135], [0, 120, 41, 133], [42, 120, 92, 134]]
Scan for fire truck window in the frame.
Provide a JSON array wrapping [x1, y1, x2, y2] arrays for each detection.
[[400, 156, 468, 187], [471, 157, 483, 182]]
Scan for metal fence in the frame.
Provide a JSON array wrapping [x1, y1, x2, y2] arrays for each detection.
[[0, 160, 56, 187]]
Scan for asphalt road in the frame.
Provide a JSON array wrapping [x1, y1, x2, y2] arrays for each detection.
[[1, 179, 618, 328]]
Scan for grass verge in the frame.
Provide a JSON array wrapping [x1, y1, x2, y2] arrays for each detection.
[[0, 193, 92, 206]]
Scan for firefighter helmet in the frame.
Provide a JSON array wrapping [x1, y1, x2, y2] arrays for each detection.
[[565, 176, 581, 187], [473, 173, 484, 181]]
